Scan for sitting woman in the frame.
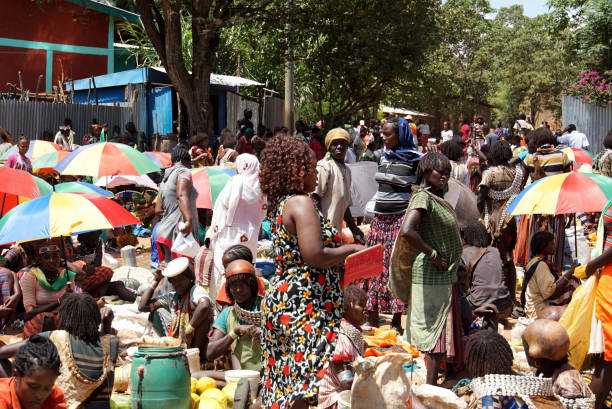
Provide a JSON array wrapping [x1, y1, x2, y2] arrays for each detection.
[[0, 335, 66, 408], [0, 293, 118, 408], [522, 231, 579, 319], [72, 230, 136, 302], [460, 221, 513, 330], [20, 242, 79, 337], [318, 285, 367, 409], [139, 257, 212, 358], [214, 245, 266, 308], [207, 260, 262, 371]]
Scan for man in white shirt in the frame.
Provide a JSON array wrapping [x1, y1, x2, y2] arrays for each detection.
[[441, 121, 453, 142], [558, 124, 589, 150]]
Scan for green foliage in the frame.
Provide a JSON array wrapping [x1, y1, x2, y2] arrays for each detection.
[[548, 0, 612, 73]]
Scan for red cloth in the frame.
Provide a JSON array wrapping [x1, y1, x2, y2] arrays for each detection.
[[0, 377, 66, 409], [236, 137, 253, 155], [460, 124, 471, 141], [216, 276, 266, 305], [310, 138, 324, 161]]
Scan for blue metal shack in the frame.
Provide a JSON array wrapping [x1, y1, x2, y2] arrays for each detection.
[[66, 66, 263, 144]]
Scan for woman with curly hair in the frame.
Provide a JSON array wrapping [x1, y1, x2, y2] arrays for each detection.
[[362, 116, 421, 331], [259, 135, 363, 409]]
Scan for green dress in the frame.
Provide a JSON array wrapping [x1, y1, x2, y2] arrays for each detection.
[[390, 187, 462, 351]]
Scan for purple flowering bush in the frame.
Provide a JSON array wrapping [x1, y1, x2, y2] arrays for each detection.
[[564, 71, 612, 107]]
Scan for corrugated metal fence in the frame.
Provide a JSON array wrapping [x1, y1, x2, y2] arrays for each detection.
[[562, 95, 612, 154], [0, 100, 140, 141]]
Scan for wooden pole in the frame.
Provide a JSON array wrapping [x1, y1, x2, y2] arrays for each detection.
[[91, 76, 98, 105], [18, 71, 24, 101], [34, 75, 43, 101], [70, 63, 74, 103], [87, 79, 91, 105], [283, 0, 295, 134]]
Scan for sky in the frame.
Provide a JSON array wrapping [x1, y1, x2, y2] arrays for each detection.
[[489, 0, 551, 17]]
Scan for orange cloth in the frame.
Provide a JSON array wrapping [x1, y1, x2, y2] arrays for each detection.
[[363, 329, 419, 358], [0, 377, 66, 409], [596, 264, 612, 361], [215, 276, 266, 305]]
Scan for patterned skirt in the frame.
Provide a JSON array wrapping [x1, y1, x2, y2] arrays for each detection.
[[361, 213, 406, 315], [73, 262, 114, 292]]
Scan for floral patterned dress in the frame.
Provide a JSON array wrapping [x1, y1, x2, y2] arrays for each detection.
[[261, 195, 343, 409]]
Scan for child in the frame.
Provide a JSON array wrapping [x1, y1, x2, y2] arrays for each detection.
[[317, 285, 367, 409], [214, 245, 266, 308]]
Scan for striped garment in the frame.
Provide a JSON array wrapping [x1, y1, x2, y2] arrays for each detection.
[[604, 206, 612, 249], [522, 146, 571, 176], [41, 331, 119, 407], [372, 155, 417, 214]]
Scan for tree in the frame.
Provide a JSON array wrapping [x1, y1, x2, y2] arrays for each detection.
[[549, 0, 612, 72], [134, 0, 273, 134]]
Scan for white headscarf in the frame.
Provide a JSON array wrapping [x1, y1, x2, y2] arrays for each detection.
[[223, 153, 263, 227]]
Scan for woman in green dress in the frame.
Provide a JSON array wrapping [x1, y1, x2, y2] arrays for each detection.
[[390, 152, 464, 386]]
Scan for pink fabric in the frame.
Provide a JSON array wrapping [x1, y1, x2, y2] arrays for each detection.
[[20, 269, 67, 312], [6, 152, 32, 173], [317, 333, 359, 409], [428, 284, 464, 363]]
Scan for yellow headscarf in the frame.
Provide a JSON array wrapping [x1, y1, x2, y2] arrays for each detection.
[[324, 128, 351, 150]]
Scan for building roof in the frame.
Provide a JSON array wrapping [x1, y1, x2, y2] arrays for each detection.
[[64, 0, 140, 24], [67, 66, 264, 91], [152, 67, 264, 87], [380, 105, 432, 117]]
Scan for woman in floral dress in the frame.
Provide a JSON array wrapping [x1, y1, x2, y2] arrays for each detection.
[[259, 135, 364, 409]]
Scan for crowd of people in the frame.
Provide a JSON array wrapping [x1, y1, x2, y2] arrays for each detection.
[[0, 110, 610, 409]]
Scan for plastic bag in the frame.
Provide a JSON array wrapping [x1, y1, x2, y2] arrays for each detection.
[[559, 274, 599, 370], [350, 354, 413, 409], [172, 232, 199, 258]]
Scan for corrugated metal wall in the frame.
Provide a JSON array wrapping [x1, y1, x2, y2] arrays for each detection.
[[263, 96, 284, 130], [226, 92, 259, 134], [562, 95, 612, 154], [0, 100, 140, 141]]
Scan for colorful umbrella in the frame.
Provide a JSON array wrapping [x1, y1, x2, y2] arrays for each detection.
[[0, 193, 141, 244], [54, 142, 160, 177], [95, 174, 158, 190], [562, 147, 594, 170], [31, 150, 71, 173], [0, 167, 53, 216], [1, 141, 62, 161], [191, 167, 236, 209], [144, 151, 172, 168], [507, 172, 612, 215], [54, 182, 113, 198]]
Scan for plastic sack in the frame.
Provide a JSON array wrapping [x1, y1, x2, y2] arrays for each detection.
[[350, 353, 413, 409], [559, 274, 599, 370], [172, 232, 199, 258], [413, 384, 467, 409], [102, 253, 119, 269]]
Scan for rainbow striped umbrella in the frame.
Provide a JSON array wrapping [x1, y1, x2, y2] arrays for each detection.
[[562, 147, 594, 165], [1, 140, 62, 161], [32, 150, 71, 172], [54, 142, 160, 177], [0, 193, 140, 244], [54, 182, 113, 198], [144, 151, 172, 168], [0, 167, 53, 216], [191, 167, 236, 209], [508, 172, 612, 215]]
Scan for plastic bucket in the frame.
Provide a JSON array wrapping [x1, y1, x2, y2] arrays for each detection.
[[224, 369, 260, 397], [130, 345, 190, 409], [185, 348, 200, 374]]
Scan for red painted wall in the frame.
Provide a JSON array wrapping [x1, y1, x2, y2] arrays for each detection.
[[0, 46, 47, 93], [53, 51, 107, 89], [0, 0, 110, 48]]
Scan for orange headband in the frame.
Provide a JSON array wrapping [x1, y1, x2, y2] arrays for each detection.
[[225, 260, 256, 279]]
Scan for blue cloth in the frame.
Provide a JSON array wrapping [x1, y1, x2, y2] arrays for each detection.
[[133, 225, 151, 238], [214, 305, 232, 333], [261, 219, 272, 241], [150, 222, 159, 269], [383, 117, 422, 165], [477, 395, 528, 409]]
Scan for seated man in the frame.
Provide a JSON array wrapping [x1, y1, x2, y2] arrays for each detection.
[[207, 260, 262, 371], [459, 221, 513, 331], [139, 258, 212, 359]]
